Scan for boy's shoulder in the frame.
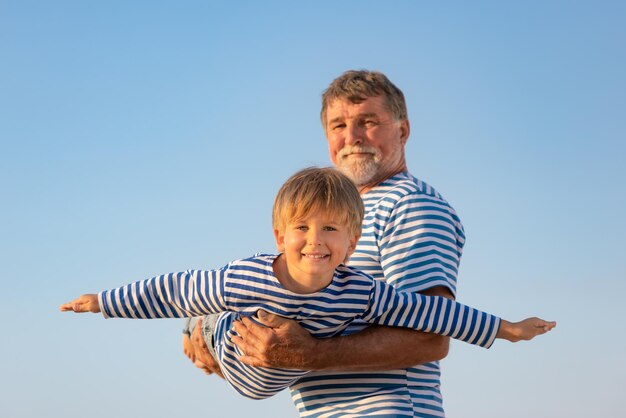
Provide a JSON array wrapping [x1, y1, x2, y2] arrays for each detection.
[[333, 263, 375, 285], [223, 253, 278, 270]]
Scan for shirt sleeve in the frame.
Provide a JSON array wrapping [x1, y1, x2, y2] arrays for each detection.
[[98, 266, 229, 319], [362, 280, 501, 349], [378, 192, 465, 297]]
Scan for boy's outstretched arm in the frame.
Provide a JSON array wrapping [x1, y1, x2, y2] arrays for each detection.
[[60, 294, 101, 313], [497, 317, 557, 342]]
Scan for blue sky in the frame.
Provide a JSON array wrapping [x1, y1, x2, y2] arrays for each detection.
[[1, 1, 625, 417]]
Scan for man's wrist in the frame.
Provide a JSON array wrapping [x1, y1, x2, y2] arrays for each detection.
[[304, 334, 337, 370]]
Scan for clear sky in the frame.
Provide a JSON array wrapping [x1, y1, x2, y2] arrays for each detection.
[[1, 1, 625, 417]]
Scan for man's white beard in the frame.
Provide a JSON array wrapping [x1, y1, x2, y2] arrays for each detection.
[[336, 144, 403, 187], [338, 156, 380, 186]]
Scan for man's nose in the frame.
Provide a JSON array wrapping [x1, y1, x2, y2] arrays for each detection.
[[344, 123, 363, 146]]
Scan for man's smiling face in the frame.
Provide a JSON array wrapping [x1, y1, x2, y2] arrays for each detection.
[[324, 95, 409, 191]]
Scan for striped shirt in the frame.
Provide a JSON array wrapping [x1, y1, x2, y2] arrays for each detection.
[[289, 172, 466, 417], [99, 172, 497, 406]]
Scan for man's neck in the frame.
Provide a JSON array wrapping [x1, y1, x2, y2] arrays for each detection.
[[358, 168, 406, 194]]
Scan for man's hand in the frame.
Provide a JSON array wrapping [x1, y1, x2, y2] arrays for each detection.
[[232, 310, 319, 369], [183, 317, 224, 378], [60, 294, 100, 313], [182, 332, 197, 362], [232, 287, 455, 372]]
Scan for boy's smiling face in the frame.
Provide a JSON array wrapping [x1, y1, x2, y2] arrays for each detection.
[[273, 211, 359, 293]]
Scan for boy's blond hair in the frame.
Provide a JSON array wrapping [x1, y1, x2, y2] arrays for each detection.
[[272, 167, 364, 237]]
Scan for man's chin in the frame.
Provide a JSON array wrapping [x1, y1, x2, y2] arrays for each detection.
[[338, 166, 378, 186]]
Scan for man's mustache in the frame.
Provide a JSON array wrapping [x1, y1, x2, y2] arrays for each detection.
[[337, 146, 378, 159]]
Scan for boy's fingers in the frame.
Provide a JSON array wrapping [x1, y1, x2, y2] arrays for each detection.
[[60, 295, 99, 313], [69, 301, 88, 313], [60, 301, 80, 312], [534, 319, 556, 334]]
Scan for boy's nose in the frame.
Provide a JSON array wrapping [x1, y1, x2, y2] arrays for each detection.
[[307, 231, 322, 246]]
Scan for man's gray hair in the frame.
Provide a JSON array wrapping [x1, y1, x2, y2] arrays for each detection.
[[321, 70, 408, 126]]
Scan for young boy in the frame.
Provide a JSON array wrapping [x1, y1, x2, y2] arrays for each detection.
[[61, 167, 555, 400]]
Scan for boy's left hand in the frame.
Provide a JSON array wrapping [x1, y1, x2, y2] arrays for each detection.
[[498, 317, 557, 342], [60, 294, 100, 313]]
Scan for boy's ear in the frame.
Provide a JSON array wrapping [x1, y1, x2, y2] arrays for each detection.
[[346, 234, 360, 257], [273, 228, 285, 252]]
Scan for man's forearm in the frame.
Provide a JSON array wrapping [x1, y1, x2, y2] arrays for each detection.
[[232, 286, 455, 371], [309, 326, 449, 371], [306, 285, 454, 371]]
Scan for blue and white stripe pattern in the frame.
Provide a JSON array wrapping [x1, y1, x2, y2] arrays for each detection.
[[289, 172, 467, 417], [99, 238, 499, 402]]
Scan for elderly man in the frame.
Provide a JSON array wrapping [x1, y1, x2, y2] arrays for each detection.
[[185, 70, 465, 417]]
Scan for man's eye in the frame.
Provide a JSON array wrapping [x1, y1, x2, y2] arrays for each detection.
[[364, 120, 378, 127], [331, 124, 345, 130]]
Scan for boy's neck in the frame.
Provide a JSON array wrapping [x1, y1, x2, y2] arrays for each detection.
[[272, 254, 333, 294]]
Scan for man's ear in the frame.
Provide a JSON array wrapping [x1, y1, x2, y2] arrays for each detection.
[[274, 228, 285, 252], [400, 119, 410, 145]]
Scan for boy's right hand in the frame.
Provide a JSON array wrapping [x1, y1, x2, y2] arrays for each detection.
[[60, 294, 100, 313]]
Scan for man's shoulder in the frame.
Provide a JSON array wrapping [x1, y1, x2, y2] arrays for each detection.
[[366, 172, 454, 210]]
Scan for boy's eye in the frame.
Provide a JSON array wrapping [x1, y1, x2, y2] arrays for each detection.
[[296, 225, 308, 231], [323, 226, 337, 231]]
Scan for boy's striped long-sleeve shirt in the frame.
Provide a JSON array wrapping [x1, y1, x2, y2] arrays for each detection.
[[99, 253, 500, 400]]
